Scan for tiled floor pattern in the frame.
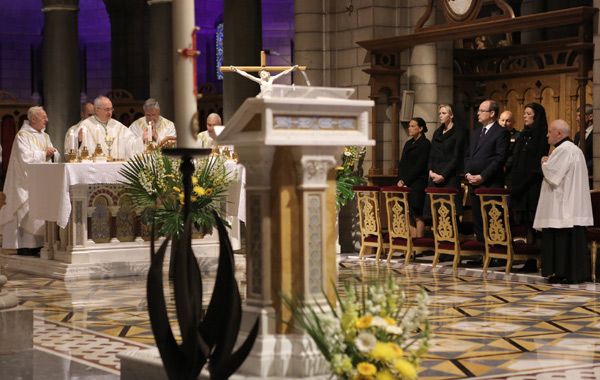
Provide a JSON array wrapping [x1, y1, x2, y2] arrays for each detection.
[[2, 255, 600, 379]]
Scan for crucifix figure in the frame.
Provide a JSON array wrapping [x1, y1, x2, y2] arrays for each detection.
[[220, 50, 307, 98]]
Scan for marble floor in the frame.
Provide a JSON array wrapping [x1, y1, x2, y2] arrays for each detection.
[[2, 254, 600, 379]]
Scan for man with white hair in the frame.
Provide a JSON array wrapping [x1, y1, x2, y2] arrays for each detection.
[[0, 106, 59, 256], [533, 119, 593, 284], [198, 113, 222, 148], [129, 98, 176, 148], [78, 95, 143, 160]]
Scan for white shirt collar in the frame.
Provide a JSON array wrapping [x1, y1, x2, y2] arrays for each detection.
[[585, 125, 593, 139]]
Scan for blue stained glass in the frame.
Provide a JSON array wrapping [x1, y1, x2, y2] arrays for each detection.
[[216, 23, 224, 80]]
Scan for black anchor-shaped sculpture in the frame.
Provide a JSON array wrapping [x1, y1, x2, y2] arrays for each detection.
[[147, 148, 259, 379]]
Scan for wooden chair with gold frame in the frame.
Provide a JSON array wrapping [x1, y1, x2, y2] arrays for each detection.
[[381, 186, 434, 264], [426, 187, 484, 271], [475, 188, 540, 274], [353, 185, 388, 261], [586, 189, 600, 282]]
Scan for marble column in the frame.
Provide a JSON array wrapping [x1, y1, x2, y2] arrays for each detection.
[[223, 0, 262, 122], [294, 0, 328, 87], [42, 0, 80, 148], [171, 0, 197, 148], [147, 0, 174, 120]]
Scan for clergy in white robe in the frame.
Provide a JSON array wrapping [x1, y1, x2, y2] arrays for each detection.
[[0, 106, 59, 255], [79, 96, 143, 160], [63, 102, 94, 154], [129, 98, 176, 148], [533, 119, 593, 284], [198, 113, 221, 148]]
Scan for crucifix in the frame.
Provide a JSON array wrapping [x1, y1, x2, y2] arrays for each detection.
[[220, 50, 307, 97]]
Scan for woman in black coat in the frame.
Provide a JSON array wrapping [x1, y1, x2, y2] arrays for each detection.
[[509, 102, 549, 229], [428, 104, 467, 190], [397, 117, 431, 237]]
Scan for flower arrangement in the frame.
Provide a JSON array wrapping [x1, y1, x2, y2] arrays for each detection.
[[336, 146, 367, 209], [284, 277, 430, 380], [119, 151, 233, 237]]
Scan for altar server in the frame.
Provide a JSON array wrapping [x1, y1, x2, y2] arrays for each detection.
[[0, 106, 59, 256], [78, 96, 143, 160], [533, 119, 593, 284], [198, 113, 222, 148], [63, 101, 94, 154], [129, 98, 176, 148]]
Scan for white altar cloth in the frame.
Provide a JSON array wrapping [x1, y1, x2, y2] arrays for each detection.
[[27, 162, 124, 228], [26, 161, 246, 229]]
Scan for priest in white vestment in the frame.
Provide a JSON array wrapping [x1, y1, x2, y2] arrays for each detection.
[[198, 113, 222, 148], [533, 119, 593, 284], [63, 101, 94, 154], [78, 96, 143, 160], [0, 106, 59, 256], [129, 98, 176, 148]]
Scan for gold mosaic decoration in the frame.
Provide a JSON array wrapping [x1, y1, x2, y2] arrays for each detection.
[[487, 204, 506, 242], [436, 203, 454, 240]]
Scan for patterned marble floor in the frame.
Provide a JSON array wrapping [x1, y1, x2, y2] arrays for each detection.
[[2, 255, 600, 379]]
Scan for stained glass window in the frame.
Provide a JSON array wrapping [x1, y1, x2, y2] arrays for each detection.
[[216, 23, 224, 80]]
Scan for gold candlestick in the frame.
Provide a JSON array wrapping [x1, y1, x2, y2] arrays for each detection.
[[66, 149, 78, 163], [80, 146, 90, 161]]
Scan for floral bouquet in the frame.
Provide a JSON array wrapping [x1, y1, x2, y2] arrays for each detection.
[[119, 151, 233, 237], [284, 277, 430, 379], [336, 146, 367, 209]]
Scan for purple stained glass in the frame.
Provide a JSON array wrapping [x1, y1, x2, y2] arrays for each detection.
[[216, 23, 224, 80]]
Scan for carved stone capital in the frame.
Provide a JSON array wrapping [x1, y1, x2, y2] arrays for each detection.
[[237, 146, 275, 189], [297, 156, 336, 189]]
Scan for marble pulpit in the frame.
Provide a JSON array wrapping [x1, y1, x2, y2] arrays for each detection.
[[217, 84, 374, 378]]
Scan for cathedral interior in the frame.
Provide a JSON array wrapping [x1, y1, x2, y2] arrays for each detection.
[[1, 1, 600, 379]]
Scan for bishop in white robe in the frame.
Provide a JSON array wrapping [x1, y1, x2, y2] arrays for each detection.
[[533, 119, 593, 283], [0, 107, 59, 255], [129, 98, 176, 148], [198, 113, 222, 148], [79, 96, 143, 160]]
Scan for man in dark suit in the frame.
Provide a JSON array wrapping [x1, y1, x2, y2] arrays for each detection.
[[574, 103, 593, 175], [464, 99, 509, 241]]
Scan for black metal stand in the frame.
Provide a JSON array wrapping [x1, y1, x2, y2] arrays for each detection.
[[146, 147, 258, 380]]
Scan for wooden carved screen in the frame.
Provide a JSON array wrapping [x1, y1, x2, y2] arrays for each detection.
[[454, 39, 592, 135]]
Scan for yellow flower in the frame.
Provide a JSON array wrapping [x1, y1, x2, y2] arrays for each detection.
[[393, 359, 417, 380], [384, 317, 396, 326], [370, 342, 396, 362], [172, 186, 181, 193], [356, 315, 373, 329], [335, 166, 344, 171], [193, 186, 206, 196], [389, 343, 403, 358], [205, 188, 213, 196], [356, 362, 377, 376], [191, 195, 198, 202], [375, 370, 395, 380], [192, 176, 198, 185], [178, 193, 184, 204]]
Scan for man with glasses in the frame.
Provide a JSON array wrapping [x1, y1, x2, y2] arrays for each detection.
[[78, 95, 143, 160], [464, 99, 509, 241]]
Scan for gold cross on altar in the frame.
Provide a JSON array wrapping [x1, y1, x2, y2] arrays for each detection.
[[219, 50, 306, 73]]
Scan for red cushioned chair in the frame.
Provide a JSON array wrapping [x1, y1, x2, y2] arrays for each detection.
[[587, 190, 600, 282], [381, 186, 434, 264], [475, 188, 540, 274], [354, 185, 388, 261], [426, 187, 484, 271]]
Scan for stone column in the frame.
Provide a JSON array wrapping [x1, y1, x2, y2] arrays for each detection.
[[104, 0, 149, 100], [223, 0, 262, 122], [42, 0, 80, 148], [592, 0, 600, 188], [147, 0, 174, 120], [171, 0, 197, 148], [520, 0, 544, 43]]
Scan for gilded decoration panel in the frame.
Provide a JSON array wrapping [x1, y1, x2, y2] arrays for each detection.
[[273, 115, 357, 130]]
